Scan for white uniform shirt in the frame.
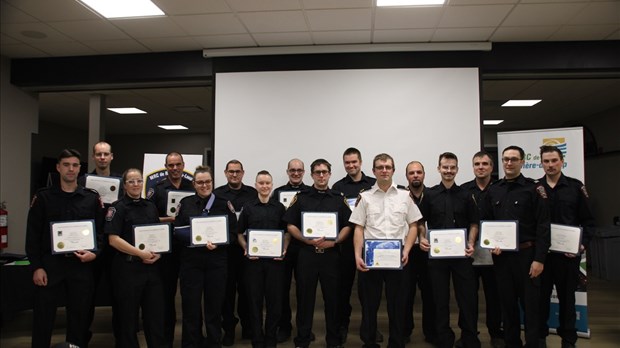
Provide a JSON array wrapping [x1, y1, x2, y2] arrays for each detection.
[[349, 183, 422, 242]]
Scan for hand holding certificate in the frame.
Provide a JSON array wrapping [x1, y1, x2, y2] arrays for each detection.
[[247, 230, 284, 258], [364, 239, 402, 269], [51, 220, 96, 254], [190, 216, 229, 246], [133, 223, 171, 253], [479, 221, 518, 250], [302, 212, 338, 240], [428, 229, 467, 258], [85, 175, 121, 204], [550, 223, 582, 255]]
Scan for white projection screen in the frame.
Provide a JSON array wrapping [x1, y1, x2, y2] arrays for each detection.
[[214, 68, 480, 189]]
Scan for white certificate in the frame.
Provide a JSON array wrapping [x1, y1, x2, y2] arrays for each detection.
[[190, 216, 229, 245], [550, 223, 582, 254], [166, 191, 194, 217], [480, 221, 518, 250], [50, 220, 96, 254], [278, 191, 299, 209], [133, 223, 171, 253], [85, 175, 121, 204], [364, 239, 402, 269], [428, 229, 467, 258], [301, 212, 338, 240], [247, 230, 284, 258]]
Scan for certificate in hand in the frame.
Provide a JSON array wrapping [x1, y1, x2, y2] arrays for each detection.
[[428, 229, 467, 258], [364, 239, 402, 269], [479, 220, 518, 250], [278, 191, 299, 209], [50, 220, 96, 254], [190, 215, 229, 246], [85, 175, 121, 204], [550, 223, 582, 255], [133, 223, 171, 253], [247, 230, 284, 258], [301, 212, 338, 240], [166, 191, 194, 217]]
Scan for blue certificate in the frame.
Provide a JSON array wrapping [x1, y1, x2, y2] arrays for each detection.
[[364, 239, 402, 269]]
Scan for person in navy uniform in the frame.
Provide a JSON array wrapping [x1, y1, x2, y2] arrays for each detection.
[[175, 165, 238, 348], [482, 145, 550, 348], [538, 145, 595, 348], [238, 170, 288, 348], [283, 158, 352, 348], [26, 149, 104, 348]]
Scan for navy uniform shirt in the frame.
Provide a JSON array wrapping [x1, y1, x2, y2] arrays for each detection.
[[332, 172, 376, 198], [214, 184, 258, 212], [147, 177, 194, 217], [174, 193, 238, 246], [104, 195, 160, 245], [419, 182, 479, 230], [539, 173, 595, 248], [238, 198, 286, 233], [26, 186, 105, 271], [283, 186, 352, 233], [483, 174, 551, 263], [461, 179, 491, 210]]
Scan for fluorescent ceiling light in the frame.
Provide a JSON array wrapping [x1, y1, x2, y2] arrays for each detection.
[[502, 99, 541, 107], [483, 120, 504, 126], [377, 0, 445, 6], [78, 0, 165, 19], [158, 125, 188, 130], [107, 107, 147, 114]]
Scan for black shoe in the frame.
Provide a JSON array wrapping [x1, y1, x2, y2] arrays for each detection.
[[277, 328, 291, 343], [222, 331, 235, 346], [561, 341, 576, 348], [339, 326, 348, 344], [376, 330, 384, 343]]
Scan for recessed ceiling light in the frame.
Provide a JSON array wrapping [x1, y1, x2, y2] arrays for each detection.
[[377, 0, 445, 6], [107, 107, 147, 114], [502, 99, 541, 107], [158, 125, 188, 130], [78, 0, 165, 19], [483, 120, 504, 126]]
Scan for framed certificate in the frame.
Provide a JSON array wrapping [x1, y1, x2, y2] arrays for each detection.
[[247, 229, 284, 258], [364, 239, 402, 269], [166, 191, 194, 217], [278, 191, 299, 209], [190, 215, 229, 246], [85, 175, 121, 204], [550, 223, 582, 255], [479, 220, 518, 250], [301, 212, 338, 240], [50, 220, 96, 254], [133, 223, 171, 253], [428, 229, 467, 258]]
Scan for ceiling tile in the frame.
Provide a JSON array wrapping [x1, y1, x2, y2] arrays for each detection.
[[139, 37, 202, 51], [568, 2, 620, 25], [307, 9, 371, 31], [490, 25, 558, 41], [432, 27, 494, 41], [1, 22, 73, 43], [83, 39, 150, 54], [373, 29, 435, 42], [449, 0, 517, 4], [0, 43, 48, 57], [49, 20, 130, 41], [194, 34, 257, 48], [112, 17, 187, 38], [154, 0, 231, 15], [312, 30, 371, 44], [28, 40, 98, 57], [253, 32, 313, 46], [375, 7, 444, 29], [439, 5, 514, 28], [238, 11, 308, 33], [5, 0, 100, 21], [1, 1, 38, 23], [502, 3, 588, 26], [171, 14, 247, 35], [550, 24, 620, 41], [226, 0, 301, 12], [302, 0, 372, 9]]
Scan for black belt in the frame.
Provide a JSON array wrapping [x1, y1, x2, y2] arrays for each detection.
[[519, 241, 535, 249], [305, 245, 335, 254]]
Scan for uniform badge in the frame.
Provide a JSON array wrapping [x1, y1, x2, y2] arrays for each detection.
[[227, 201, 236, 214], [30, 194, 38, 207], [536, 185, 548, 199], [580, 185, 589, 198], [105, 207, 116, 221], [146, 188, 155, 199]]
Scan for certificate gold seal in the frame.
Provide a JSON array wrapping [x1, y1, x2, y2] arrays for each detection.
[[251, 246, 259, 253], [306, 228, 313, 234], [327, 220, 333, 225], [57, 242, 65, 249], [483, 239, 490, 245], [195, 235, 202, 242], [170, 207, 176, 213], [273, 238, 278, 244], [82, 229, 90, 236], [138, 243, 145, 250], [454, 237, 462, 243], [110, 186, 116, 191], [434, 247, 440, 254]]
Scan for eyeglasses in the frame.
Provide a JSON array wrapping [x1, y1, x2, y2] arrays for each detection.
[[288, 169, 304, 174], [194, 180, 212, 186], [374, 165, 393, 171], [125, 179, 144, 185], [502, 157, 521, 163], [166, 163, 183, 168], [226, 170, 242, 175], [312, 170, 330, 176]]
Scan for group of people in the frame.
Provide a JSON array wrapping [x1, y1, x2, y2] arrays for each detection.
[[26, 142, 594, 348]]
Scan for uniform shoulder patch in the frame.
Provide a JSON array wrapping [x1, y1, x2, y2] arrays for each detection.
[[227, 201, 236, 214], [146, 187, 155, 200], [535, 185, 548, 199], [580, 185, 589, 198], [105, 207, 116, 221]]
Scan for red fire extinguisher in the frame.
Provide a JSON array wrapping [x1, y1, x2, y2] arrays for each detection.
[[0, 202, 8, 249]]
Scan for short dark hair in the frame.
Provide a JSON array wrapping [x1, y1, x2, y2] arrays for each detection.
[[406, 160, 425, 174], [122, 168, 142, 182], [310, 159, 331, 173], [502, 145, 525, 160], [343, 147, 362, 161], [373, 153, 394, 170], [540, 145, 564, 161], [256, 170, 272, 179], [225, 159, 243, 171], [194, 165, 212, 177], [438, 152, 458, 166], [472, 151, 494, 167], [58, 149, 81, 163], [165, 152, 184, 164]]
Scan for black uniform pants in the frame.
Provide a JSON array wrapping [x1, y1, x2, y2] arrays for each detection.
[[428, 258, 480, 348], [32, 256, 94, 348], [279, 240, 301, 332], [474, 265, 503, 338], [180, 247, 228, 348], [245, 258, 285, 347], [493, 248, 541, 348], [294, 246, 341, 347], [222, 243, 250, 334], [357, 263, 410, 348], [112, 254, 166, 348], [540, 253, 580, 345], [158, 239, 181, 347], [337, 237, 356, 330], [403, 245, 437, 341]]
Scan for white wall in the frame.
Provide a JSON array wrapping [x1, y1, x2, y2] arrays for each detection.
[[1, 56, 39, 255]]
